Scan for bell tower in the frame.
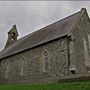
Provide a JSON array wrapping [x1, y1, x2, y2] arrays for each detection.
[[5, 25, 19, 48]]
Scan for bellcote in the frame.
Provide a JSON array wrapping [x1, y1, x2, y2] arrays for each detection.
[[5, 25, 19, 48]]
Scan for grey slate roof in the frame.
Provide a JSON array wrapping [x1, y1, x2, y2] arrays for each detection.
[[0, 9, 85, 59]]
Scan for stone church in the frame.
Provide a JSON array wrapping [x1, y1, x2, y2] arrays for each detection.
[[0, 8, 90, 83]]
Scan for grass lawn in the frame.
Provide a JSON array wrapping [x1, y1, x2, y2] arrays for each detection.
[[0, 81, 90, 90]]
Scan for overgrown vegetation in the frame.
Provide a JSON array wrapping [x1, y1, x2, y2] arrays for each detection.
[[0, 81, 90, 90]]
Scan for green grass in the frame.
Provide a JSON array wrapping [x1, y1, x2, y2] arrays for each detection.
[[0, 81, 90, 90]]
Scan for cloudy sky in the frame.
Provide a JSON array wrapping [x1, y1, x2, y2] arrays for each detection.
[[0, 1, 90, 51]]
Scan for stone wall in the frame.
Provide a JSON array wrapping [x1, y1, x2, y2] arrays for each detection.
[[0, 37, 69, 83], [70, 11, 90, 74]]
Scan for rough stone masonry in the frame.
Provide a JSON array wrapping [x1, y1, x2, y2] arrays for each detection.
[[0, 8, 90, 84]]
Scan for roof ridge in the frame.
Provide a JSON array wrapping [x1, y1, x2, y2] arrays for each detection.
[[15, 10, 81, 43]]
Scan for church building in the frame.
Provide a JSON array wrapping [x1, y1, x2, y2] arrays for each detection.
[[0, 8, 90, 83]]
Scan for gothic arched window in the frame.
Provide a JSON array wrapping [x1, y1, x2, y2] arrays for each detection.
[[42, 50, 51, 72], [5, 62, 10, 78], [87, 34, 90, 52], [12, 33, 16, 40], [20, 58, 25, 76], [83, 38, 89, 66]]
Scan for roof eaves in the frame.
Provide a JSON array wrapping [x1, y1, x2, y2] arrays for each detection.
[[0, 34, 68, 60]]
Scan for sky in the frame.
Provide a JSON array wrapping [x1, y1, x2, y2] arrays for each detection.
[[0, 1, 90, 51]]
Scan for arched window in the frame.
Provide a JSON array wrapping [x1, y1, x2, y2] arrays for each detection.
[[11, 33, 15, 40], [83, 38, 89, 66], [68, 36, 76, 74], [42, 50, 51, 72], [20, 58, 25, 76], [87, 34, 90, 52], [5, 62, 10, 78]]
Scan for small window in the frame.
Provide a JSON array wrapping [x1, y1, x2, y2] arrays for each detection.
[[42, 50, 51, 72], [5, 62, 10, 78], [83, 38, 89, 66], [87, 34, 90, 51], [11, 33, 15, 40], [20, 58, 25, 76]]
